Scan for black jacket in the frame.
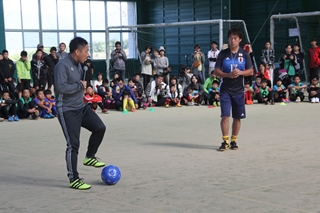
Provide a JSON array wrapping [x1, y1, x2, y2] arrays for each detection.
[[31, 58, 47, 80], [44, 54, 59, 75], [0, 58, 15, 81]]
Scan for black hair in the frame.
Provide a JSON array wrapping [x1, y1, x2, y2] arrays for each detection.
[[187, 85, 195, 90], [35, 89, 44, 96], [212, 80, 219, 85], [20, 51, 27, 57], [115, 41, 121, 46], [44, 89, 52, 95], [69, 37, 88, 54], [102, 78, 109, 84], [1, 90, 9, 96], [255, 76, 262, 80], [294, 43, 300, 48], [276, 78, 282, 82], [59, 42, 66, 47], [145, 45, 152, 51], [116, 77, 124, 83], [2, 49, 8, 54], [261, 79, 267, 84], [134, 73, 140, 77], [157, 74, 163, 79], [36, 49, 43, 54], [191, 74, 199, 83], [194, 44, 200, 49], [97, 72, 103, 78], [284, 44, 292, 49], [170, 75, 177, 82], [244, 80, 251, 85], [228, 28, 243, 39], [265, 41, 271, 45], [153, 49, 159, 53], [210, 70, 215, 75], [185, 66, 190, 70], [211, 41, 218, 45], [170, 84, 176, 89], [128, 78, 134, 83], [294, 74, 300, 79], [50, 47, 57, 52], [312, 75, 319, 80], [123, 89, 130, 96]]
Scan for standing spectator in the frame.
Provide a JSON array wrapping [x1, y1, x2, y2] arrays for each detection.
[[153, 49, 160, 76], [82, 55, 94, 87], [156, 46, 170, 84], [16, 51, 31, 98], [307, 75, 320, 103], [279, 45, 297, 87], [92, 72, 103, 93], [214, 28, 253, 151], [44, 47, 59, 91], [32, 44, 48, 60], [207, 41, 220, 77], [111, 41, 127, 80], [56, 42, 68, 60], [145, 74, 167, 107], [313, 41, 320, 73], [31, 49, 47, 90], [0, 50, 15, 98], [191, 44, 205, 84], [260, 41, 275, 74], [308, 38, 318, 80], [141, 45, 153, 90], [292, 44, 304, 77]]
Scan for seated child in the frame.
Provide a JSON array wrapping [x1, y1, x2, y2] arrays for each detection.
[[34, 89, 54, 118], [127, 78, 136, 92], [98, 79, 115, 109], [84, 85, 108, 113], [244, 80, 254, 105], [186, 85, 199, 106], [255, 79, 275, 105], [307, 75, 320, 103], [166, 84, 182, 108], [17, 88, 39, 119], [288, 75, 307, 102], [122, 89, 136, 112], [273, 78, 289, 103], [44, 89, 57, 116], [0, 91, 19, 122], [208, 80, 220, 106]]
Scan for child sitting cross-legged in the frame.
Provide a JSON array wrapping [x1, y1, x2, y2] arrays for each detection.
[[98, 79, 115, 109], [273, 78, 289, 103], [307, 75, 320, 103], [255, 79, 275, 105], [122, 89, 137, 112], [186, 85, 199, 106], [44, 89, 57, 116], [0, 91, 19, 122], [17, 88, 39, 119], [166, 84, 182, 108], [34, 89, 55, 118], [244, 80, 254, 105], [208, 80, 220, 106], [84, 85, 108, 113], [288, 75, 307, 102]]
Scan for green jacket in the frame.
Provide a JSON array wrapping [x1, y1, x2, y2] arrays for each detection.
[[16, 58, 31, 80], [203, 77, 218, 94]]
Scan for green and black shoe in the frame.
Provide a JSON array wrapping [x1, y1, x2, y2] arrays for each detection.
[[83, 157, 105, 168], [70, 178, 91, 190]]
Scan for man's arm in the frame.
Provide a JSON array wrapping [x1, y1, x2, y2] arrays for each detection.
[[122, 50, 127, 61], [54, 63, 84, 95]]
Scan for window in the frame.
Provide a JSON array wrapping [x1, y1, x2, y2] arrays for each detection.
[[41, 0, 57, 30], [3, 0, 21, 29], [75, 1, 90, 30], [3, 0, 137, 60], [21, 0, 39, 29], [57, 0, 74, 30]]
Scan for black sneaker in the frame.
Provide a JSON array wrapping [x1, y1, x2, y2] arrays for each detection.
[[230, 142, 238, 150], [219, 141, 229, 151]]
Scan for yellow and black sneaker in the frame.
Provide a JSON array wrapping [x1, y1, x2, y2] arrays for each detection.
[[83, 157, 105, 168], [219, 141, 229, 151], [230, 142, 238, 150], [70, 178, 91, 190]]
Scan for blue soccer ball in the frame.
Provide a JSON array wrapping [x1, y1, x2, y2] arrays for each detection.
[[101, 165, 121, 185]]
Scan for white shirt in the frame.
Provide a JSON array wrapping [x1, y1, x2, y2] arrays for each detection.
[[207, 49, 220, 68], [92, 80, 103, 93]]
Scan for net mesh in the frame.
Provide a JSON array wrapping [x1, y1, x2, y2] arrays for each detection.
[[107, 20, 251, 79]]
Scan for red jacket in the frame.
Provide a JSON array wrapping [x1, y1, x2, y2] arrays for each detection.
[[256, 69, 271, 81], [313, 46, 320, 66], [83, 93, 102, 103]]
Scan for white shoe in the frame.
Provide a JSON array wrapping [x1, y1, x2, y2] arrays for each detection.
[[311, 97, 316, 103], [295, 97, 301, 103], [316, 97, 319, 103]]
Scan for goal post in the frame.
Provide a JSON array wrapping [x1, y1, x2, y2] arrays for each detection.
[[106, 19, 256, 80], [270, 11, 320, 83]]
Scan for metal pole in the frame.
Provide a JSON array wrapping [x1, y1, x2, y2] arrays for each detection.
[[294, 17, 307, 82], [106, 27, 110, 80], [270, 17, 275, 84], [219, 19, 223, 50]]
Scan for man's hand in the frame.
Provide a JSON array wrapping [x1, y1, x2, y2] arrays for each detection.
[[135, 104, 138, 108], [4, 78, 8, 82], [80, 80, 87, 89], [18, 78, 21, 83], [148, 97, 152, 103], [231, 68, 242, 78], [310, 91, 317, 96], [47, 108, 52, 114]]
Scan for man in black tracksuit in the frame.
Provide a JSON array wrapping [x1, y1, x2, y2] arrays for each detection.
[[0, 50, 15, 99], [44, 47, 59, 90], [54, 37, 106, 190]]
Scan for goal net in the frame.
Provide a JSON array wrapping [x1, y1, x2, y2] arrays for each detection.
[[106, 19, 254, 79], [270, 11, 320, 83]]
